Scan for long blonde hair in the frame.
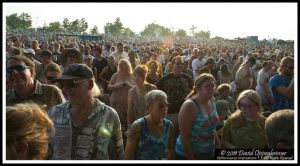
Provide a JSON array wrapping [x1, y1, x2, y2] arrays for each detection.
[[118, 59, 133, 75], [185, 73, 216, 100], [6, 103, 55, 159]]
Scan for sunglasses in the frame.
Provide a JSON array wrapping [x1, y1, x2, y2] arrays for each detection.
[[46, 76, 57, 81], [7, 65, 29, 74], [59, 79, 86, 89]]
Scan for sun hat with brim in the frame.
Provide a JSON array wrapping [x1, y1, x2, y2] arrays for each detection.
[[54, 64, 93, 81]]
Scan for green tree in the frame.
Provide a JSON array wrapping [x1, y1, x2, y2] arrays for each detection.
[[122, 27, 135, 37], [140, 23, 172, 38], [48, 21, 62, 33], [19, 12, 32, 29], [194, 30, 211, 39], [90, 25, 99, 35], [78, 18, 88, 34], [104, 17, 124, 36], [104, 22, 113, 34], [6, 13, 20, 30], [70, 19, 80, 34], [6, 12, 32, 30], [114, 17, 123, 35], [175, 29, 187, 39], [62, 18, 70, 32]]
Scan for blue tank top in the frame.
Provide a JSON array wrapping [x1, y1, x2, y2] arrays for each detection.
[[134, 117, 171, 160], [175, 99, 219, 157]]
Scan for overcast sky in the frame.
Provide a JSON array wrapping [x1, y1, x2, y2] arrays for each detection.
[[4, 3, 297, 40]]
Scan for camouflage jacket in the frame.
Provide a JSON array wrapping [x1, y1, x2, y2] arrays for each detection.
[[48, 99, 124, 160]]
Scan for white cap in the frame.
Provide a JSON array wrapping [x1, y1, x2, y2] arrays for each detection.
[[182, 55, 191, 62], [24, 48, 35, 56]]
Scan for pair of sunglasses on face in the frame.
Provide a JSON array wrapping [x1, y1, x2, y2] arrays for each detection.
[[6, 65, 29, 74], [58, 79, 86, 89]]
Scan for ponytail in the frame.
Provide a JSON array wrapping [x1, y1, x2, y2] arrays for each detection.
[[185, 86, 197, 100]]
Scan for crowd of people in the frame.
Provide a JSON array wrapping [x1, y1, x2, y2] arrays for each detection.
[[5, 31, 295, 160]]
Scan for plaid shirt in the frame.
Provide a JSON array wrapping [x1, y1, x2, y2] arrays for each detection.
[[48, 98, 124, 160], [6, 80, 65, 111]]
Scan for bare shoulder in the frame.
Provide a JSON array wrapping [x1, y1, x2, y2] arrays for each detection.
[[179, 99, 197, 117], [126, 120, 142, 140], [145, 83, 157, 90], [181, 99, 195, 111]]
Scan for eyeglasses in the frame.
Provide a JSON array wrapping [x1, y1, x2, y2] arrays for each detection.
[[59, 79, 86, 89], [46, 76, 57, 81], [239, 104, 258, 110], [7, 65, 29, 74]]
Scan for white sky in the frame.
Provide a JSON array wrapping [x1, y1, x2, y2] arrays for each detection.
[[2, 3, 298, 164], [3, 3, 297, 40]]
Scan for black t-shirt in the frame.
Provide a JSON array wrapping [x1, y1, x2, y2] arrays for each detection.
[[155, 73, 194, 114], [92, 57, 108, 78]]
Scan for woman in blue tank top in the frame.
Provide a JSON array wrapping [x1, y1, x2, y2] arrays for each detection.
[[176, 73, 221, 160], [125, 90, 175, 160]]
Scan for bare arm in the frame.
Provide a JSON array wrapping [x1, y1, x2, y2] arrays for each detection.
[[178, 100, 197, 160], [124, 121, 141, 160], [107, 73, 122, 90], [127, 88, 134, 128], [93, 68, 98, 81], [275, 78, 294, 99], [99, 67, 109, 82], [163, 123, 175, 160]]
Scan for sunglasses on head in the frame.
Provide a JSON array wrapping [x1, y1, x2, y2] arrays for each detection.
[[7, 65, 29, 74], [59, 79, 86, 89]]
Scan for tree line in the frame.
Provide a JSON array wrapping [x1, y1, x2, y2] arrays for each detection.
[[6, 12, 217, 39]]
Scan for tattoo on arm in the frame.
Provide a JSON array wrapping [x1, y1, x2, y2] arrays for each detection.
[[126, 121, 141, 140]]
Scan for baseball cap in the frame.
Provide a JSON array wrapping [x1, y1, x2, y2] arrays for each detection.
[[24, 48, 35, 56], [54, 64, 94, 81], [216, 100, 231, 118]]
